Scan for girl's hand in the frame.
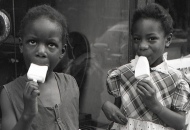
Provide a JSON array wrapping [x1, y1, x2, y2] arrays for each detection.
[[102, 101, 128, 125], [137, 79, 162, 113], [23, 81, 40, 119]]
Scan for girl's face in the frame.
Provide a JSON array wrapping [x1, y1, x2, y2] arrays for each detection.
[[132, 18, 169, 67], [20, 17, 64, 72]]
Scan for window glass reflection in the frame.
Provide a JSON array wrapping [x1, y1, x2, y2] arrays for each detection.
[[155, 0, 190, 59]]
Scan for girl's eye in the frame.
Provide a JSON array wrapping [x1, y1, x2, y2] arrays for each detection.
[[28, 40, 37, 45], [48, 43, 56, 48], [148, 37, 157, 41], [133, 37, 141, 42]]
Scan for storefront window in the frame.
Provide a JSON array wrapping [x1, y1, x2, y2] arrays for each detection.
[[55, 1, 130, 128], [155, 0, 190, 59]]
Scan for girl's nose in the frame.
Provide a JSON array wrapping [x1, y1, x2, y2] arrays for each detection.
[[139, 40, 149, 50], [36, 44, 47, 58]]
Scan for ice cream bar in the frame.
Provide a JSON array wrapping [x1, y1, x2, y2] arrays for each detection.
[[135, 56, 150, 80], [27, 63, 48, 83]]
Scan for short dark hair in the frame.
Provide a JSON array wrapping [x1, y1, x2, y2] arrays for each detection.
[[131, 3, 173, 36], [19, 4, 68, 44]]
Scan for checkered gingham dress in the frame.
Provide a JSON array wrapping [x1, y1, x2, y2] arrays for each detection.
[[107, 64, 190, 130]]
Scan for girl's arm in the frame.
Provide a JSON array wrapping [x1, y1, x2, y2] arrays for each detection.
[[102, 97, 127, 125], [103, 68, 127, 125], [137, 79, 186, 130], [1, 81, 39, 130], [1, 89, 34, 130], [152, 103, 185, 130]]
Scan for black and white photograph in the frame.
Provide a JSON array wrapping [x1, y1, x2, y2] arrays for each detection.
[[0, 0, 190, 130]]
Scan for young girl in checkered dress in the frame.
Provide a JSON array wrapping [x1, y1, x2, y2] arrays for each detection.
[[102, 3, 190, 130]]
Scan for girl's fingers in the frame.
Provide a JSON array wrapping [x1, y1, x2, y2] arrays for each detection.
[[136, 87, 145, 97], [143, 79, 155, 89], [28, 86, 39, 95], [138, 80, 155, 93], [31, 89, 40, 97], [25, 82, 30, 93], [25, 81, 39, 96], [114, 115, 126, 125], [137, 85, 149, 95], [117, 113, 128, 124]]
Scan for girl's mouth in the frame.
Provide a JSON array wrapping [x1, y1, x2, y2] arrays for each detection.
[[31, 62, 49, 67], [31, 58, 49, 66]]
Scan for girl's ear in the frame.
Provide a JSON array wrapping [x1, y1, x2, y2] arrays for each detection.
[[165, 33, 173, 48], [62, 44, 67, 54], [59, 44, 67, 59], [19, 37, 23, 53]]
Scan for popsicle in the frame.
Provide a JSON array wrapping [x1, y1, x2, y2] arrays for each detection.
[[27, 63, 48, 83], [135, 56, 150, 80]]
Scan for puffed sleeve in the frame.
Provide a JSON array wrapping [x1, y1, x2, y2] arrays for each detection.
[[172, 79, 190, 112], [106, 68, 121, 98]]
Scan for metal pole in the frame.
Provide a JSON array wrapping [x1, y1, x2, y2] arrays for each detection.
[[12, 0, 17, 78]]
